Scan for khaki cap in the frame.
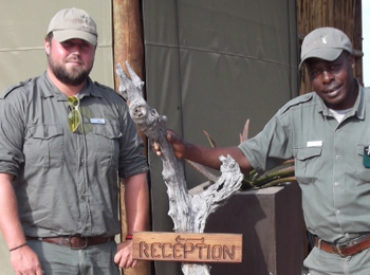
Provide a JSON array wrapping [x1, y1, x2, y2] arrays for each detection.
[[47, 8, 97, 46], [299, 27, 352, 68]]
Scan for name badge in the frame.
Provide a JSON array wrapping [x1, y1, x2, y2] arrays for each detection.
[[364, 146, 370, 168], [306, 140, 323, 147], [90, 118, 106, 125]]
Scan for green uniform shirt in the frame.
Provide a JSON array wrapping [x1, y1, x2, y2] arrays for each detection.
[[0, 72, 148, 237], [239, 83, 370, 243]]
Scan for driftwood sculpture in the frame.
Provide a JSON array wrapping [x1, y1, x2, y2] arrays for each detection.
[[116, 62, 243, 275]]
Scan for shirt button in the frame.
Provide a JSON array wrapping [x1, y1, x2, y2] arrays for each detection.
[[336, 155, 340, 160], [336, 210, 341, 215], [334, 182, 340, 186]]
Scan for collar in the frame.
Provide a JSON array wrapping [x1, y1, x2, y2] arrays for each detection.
[[78, 78, 105, 99], [41, 72, 103, 100], [41, 72, 61, 99]]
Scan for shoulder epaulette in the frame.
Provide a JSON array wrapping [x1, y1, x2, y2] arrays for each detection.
[[93, 81, 106, 89], [0, 79, 32, 99], [94, 81, 128, 102], [279, 92, 314, 114], [115, 90, 128, 102]]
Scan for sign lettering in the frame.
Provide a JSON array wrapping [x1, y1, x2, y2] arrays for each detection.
[[133, 232, 242, 263]]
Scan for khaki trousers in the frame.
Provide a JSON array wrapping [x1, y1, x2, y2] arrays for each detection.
[[28, 239, 120, 275]]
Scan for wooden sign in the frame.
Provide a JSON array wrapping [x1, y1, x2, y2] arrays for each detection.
[[133, 232, 242, 263]]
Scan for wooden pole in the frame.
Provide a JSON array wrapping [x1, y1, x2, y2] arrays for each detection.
[[113, 0, 145, 84], [112, 1, 150, 274], [297, 0, 363, 94]]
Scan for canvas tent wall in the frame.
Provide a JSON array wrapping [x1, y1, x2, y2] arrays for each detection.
[[0, 1, 114, 93], [142, 0, 298, 274]]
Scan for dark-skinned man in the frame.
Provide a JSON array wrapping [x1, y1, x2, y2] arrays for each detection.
[[155, 27, 370, 274]]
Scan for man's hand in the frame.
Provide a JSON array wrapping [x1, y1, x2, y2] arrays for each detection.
[[114, 240, 137, 269], [153, 129, 187, 159], [10, 244, 43, 275], [153, 129, 251, 172]]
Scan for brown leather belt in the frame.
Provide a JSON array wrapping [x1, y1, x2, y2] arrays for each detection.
[[26, 235, 115, 250], [315, 236, 370, 257]]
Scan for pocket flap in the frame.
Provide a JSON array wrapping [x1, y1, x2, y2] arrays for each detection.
[[357, 144, 370, 156], [296, 147, 322, 161], [92, 122, 122, 139], [30, 125, 63, 140]]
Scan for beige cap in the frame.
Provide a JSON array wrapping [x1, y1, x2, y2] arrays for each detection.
[[47, 8, 97, 46], [299, 27, 352, 68]]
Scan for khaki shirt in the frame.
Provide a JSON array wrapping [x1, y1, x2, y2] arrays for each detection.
[[0, 73, 148, 237], [239, 84, 370, 243]]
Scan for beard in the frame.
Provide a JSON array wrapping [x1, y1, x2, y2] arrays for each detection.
[[47, 55, 93, 86]]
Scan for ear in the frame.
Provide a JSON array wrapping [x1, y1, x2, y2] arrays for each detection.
[[45, 39, 51, 55], [350, 54, 355, 70]]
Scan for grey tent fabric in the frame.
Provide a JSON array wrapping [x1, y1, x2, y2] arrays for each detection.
[[0, 2, 113, 273], [0, 1, 113, 93], [142, 0, 298, 274]]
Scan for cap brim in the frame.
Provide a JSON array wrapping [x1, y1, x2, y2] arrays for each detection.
[[299, 48, 342, 69], [53, 30, 97, 46]]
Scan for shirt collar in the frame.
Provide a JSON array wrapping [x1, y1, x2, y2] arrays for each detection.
[[41, 72, 103, 100], [82, 78, 103, 98], [41, 72, 61, 99], [355, 83, 365, 119]]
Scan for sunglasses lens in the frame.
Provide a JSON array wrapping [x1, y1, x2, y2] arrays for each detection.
[[68, 96, 81, 132], [68, 110, 80, 132]]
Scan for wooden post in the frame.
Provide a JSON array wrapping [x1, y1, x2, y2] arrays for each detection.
[[112, 1, 150, 275], [297, 0, 363, 94], [113, 0, 145, 85]]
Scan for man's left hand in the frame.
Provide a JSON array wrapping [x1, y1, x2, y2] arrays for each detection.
[[114, 240, 137, 269]]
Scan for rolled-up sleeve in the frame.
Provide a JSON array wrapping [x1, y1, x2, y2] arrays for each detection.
[[117, 104, 148, 179], [239, 111, 293, 173], [0, 92, 25, 177]]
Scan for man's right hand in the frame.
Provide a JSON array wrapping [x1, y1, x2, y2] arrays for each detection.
[[153, 129, 187, 159], [153, 129, 251, 172], [10, 244, 43, 275]]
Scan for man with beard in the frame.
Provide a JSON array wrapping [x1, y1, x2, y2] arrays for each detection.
[[155, 27, 370, 274], [0, 8, 149, 275]]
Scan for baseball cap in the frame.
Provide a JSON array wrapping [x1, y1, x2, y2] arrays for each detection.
[[47, 8, 97, 46], [299, 27, 352, 68]]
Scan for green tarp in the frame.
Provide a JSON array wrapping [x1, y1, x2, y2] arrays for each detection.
[[142, 0, 298, 273]]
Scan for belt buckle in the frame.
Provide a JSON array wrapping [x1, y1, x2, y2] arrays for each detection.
[[335, 243, 348, 257], [69, 235, 88, 250]]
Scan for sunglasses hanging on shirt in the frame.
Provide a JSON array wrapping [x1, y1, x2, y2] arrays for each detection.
[[68, 96, 81, 133]]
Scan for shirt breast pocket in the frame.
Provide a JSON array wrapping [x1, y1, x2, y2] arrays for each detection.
[[358, 144, 370, 167], [356, 144, 370, 182], [89, 122, 122, 167], [295, 146, 322, 184], [24, 125, 64, 167]]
